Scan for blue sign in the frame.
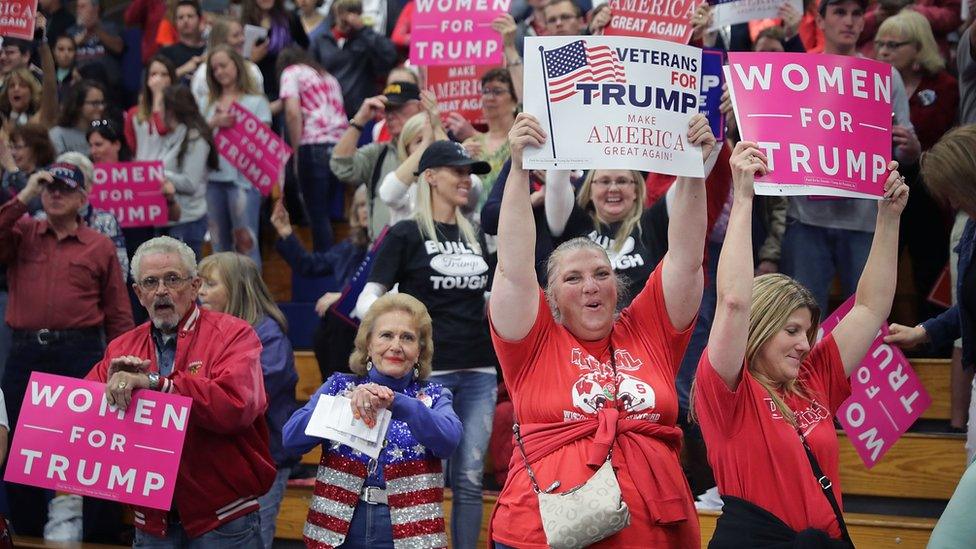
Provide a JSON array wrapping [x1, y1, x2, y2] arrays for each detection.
[[700, 48, 725, 142]]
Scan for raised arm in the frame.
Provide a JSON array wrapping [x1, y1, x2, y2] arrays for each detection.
[[36, 40, 58, 128], [488, 113, 546, 340], [831, 162, 909, 376], [706, 142, 768, 388], [660, 114, 714, 330], [543, 169, 574, 236]]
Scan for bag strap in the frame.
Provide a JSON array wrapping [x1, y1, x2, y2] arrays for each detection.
[[796, 428, 854, 546], [512, 342, 618, 494]]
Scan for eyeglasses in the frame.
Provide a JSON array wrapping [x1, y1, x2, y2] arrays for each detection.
[[875, 40, 912, 50], [481, 87, 508, 97], [545, 13, 578, 24], [136, 274, 193, 292], [592, 177, 636, 188]]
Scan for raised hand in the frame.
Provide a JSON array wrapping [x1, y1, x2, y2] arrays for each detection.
[[687, 113, 716, 162], [878, 160, 909, 218], [729, 141, 768, 199], [508, 113, 547, 167]]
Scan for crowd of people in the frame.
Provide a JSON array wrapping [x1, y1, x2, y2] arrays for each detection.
[[0, 0, 975, 546]]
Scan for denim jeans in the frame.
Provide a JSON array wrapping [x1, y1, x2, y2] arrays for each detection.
[[256, 467, 290, 548], [430, 370, 497, 549], [297, 143, 339, 252], [133, 511, 262, 548], [337, 501, 394, 548], [2, 334, 106, 537], [166, 216, 208, 261], [207, 180, 262, 268], [780, 220, 874, 310]]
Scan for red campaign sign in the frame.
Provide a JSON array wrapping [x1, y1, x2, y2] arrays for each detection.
[[89, 161, 169, 228], [604, 0, 702, 44], [819, 296, 932, 469], [0, 0, 38, 40], [427, 65, 497, 127], [215, 102, 292, 196]]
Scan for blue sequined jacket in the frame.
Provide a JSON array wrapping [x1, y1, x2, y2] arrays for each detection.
[[283, 370, 462, 485]]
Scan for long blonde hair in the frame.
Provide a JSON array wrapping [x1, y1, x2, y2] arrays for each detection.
[[745, 274, 822, 425], [198, 252, 288, 331], [576, 169, 646, 254], [396, 113, 427, 162], [206, 45, 259, 106], [414, 167, 481, 254], [349, 293, 434, 379]]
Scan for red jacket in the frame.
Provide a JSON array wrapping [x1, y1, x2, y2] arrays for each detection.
[[86, 305, 276, 538], [124, 0, 167, 64]]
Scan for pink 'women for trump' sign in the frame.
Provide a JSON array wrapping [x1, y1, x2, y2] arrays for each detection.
[[726, 53, 893, 199], [90, 161, 169, 228], [215, 102, 292, 196], [410, 0, 510, 66], [818, 297, 931, 468], [5, 373, 192, 510]]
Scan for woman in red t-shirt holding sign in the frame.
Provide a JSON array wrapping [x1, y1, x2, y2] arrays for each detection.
[[695, 142, 908, 547], [488, 112, 715, 548]]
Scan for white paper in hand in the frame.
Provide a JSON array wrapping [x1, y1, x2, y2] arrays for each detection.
[[242, 24, 268, 59], [305, 394, 392, 459]]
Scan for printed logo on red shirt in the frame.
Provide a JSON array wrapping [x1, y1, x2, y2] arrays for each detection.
[[566, 348, 660, 422], [764, 396, 831, 437]]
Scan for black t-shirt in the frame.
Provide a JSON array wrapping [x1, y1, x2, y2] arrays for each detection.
[[369, 220, 495, 371], [158, 43, 206, 71], [560, 198, 669, 305]]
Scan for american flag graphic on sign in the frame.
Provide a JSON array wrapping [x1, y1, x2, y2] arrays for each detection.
[[544, 40, 627, 102]]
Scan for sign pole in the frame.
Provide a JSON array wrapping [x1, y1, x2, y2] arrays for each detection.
[[538, 45, 558, 161]]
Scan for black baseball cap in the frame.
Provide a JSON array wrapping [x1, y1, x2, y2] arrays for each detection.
[[415, 140, 491, 176], [382, 81, 421, 107], [47, 162, 86, 192], [818, 0, 868, 15]]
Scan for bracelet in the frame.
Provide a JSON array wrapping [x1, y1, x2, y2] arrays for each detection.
[[349, 120, 364, 131]]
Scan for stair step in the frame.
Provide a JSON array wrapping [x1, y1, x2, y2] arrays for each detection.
[[839, 431, 966, 500]]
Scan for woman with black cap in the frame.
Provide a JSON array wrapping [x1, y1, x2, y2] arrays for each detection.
[[354, 140, 497, 549]]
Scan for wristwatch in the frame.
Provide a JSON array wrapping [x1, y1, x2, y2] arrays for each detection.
[[349, 119, 364, 131], [147, 372, 161, 390]]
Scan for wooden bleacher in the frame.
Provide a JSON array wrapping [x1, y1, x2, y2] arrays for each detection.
[[279, 354, 966, 548]]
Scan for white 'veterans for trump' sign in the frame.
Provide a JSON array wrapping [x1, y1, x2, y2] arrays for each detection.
[[522, 36, 704, 177]]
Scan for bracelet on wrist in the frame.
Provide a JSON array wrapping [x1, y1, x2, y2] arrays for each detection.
[[349, 120, 364, 131]]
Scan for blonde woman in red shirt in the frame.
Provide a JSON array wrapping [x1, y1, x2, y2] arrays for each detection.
[[694, 143, 907, 547]]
